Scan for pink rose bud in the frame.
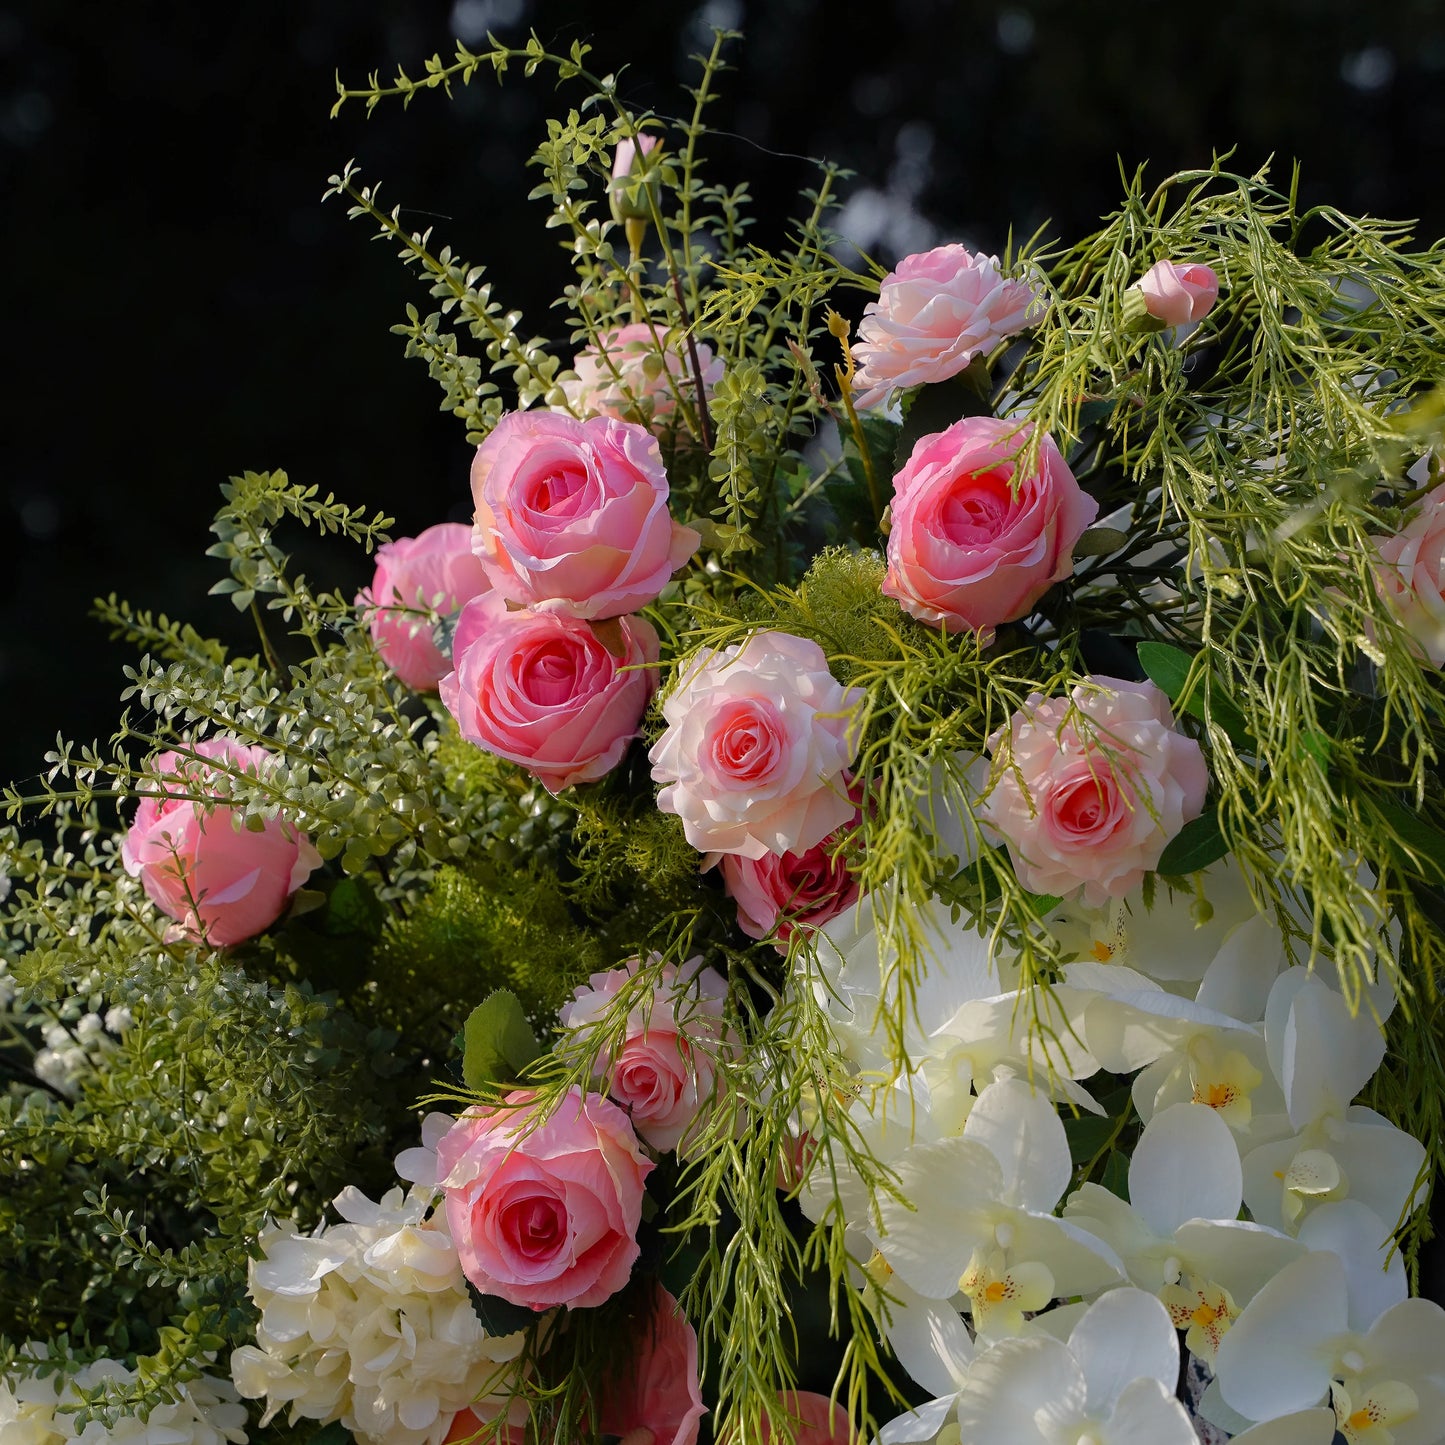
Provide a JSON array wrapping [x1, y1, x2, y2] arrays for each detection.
[[598, 1286, 707, 1445], [884, 416, 1099, 638], [440, 592, 659, 794], [560, 323, 724, 427], [559, 956, 734, 1153], [649, 630, 864, 860], [436, 1086, 653, 1312], [1372, 488, 1445, 665], [850, 243, 1044, 411], [357, 522, 491, 691], [720, 812, 861, 951], [471, 410, 699, 620], [1135, 259, 1220, 326], [980, 677, 1209, 905], [121, 737, 320, 947], [610, 132, 661, 224]]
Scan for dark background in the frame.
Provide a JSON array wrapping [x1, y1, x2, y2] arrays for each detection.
[[3, 0, 1444, 1299]]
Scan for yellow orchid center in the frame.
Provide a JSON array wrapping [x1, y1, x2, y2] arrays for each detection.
[[1332, 1379, 1419, 1444], [1187, 1039, 1263, 1128], [1159, 1275, 1239, 1363], [958, 1247, 1055, 1337], [1279, 1148, 1348, 1226]]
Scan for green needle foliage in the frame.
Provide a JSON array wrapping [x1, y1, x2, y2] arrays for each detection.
[[3, 26, 1445, 1443]]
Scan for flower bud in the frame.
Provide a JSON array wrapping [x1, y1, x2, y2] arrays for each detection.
[[609, 132, 661, 226]]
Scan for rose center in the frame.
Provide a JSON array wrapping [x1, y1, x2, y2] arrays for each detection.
[[503, 1195, 567, 1263], [518, 639, 586, 707], [935, 468, 1017, 546], [525, 463, 590, 517], [1048, 771, 1122, 840], [706, 700, 785, 784]]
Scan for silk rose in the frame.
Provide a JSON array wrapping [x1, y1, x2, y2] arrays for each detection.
[[884, 416, 1098, 638], [122, 736, 320, 947], [980, 677, 1209, 905], [436, 1087, 652, 1312], [1372, 487, 1445, 665], [560, 322, 723, 429], [649, 630, 863, 860], [471, 410, 698, 619], [1135, 259, 1220, 326]]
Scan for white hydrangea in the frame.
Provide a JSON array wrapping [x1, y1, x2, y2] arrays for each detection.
[[230, 1165, 527, 1445], [0, 1350, 248, 1445]]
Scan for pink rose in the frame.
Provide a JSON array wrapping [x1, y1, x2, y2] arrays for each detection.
[[979, 677, 1209, 905], [559, 956, 733, 1153], [611, 133, 661, 223], [471, 411, 699, 619], [560, 323, 723, 429], [720, 812, 861, 951], [1136, 259, 1220, 326], [759, 1394, 854, 1445], [850, 244, 1044, 411], [357, 522, 491, 691], [598, 1286, 707, 1445], [648, 630, 864, 860], [436, 1086, 653, 1312], [883, 416, 1099, 637], [121, 737, 320, 947], [440, 592, 659, 794], [1372, 488, 1445, 665]]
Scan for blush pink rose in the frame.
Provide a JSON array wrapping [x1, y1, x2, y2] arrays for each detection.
[[436, 1086, 653, 1312], [610, 133, 661, 223], [440, 592, 659, 793], [559, 956, 734, 1153], [121, 737, 320, 947], [598, 1286, 707, 1445], [1372, 488, 1445, 665], [1136, 259, 1220, 326], [758, 1394, 854, 1445], [884, 416, 1099, 637], [648, 630, 864, 860], [471, 411, 699, 620], [560, 323, 723, 429], [850, 244, 1044, 411], [720, 811, 861, 951], [357, 522, 491, 691], [979, 677, 1209, 906]]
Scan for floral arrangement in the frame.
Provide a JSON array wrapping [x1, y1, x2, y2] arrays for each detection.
[[4, 28, 1445, 1445]]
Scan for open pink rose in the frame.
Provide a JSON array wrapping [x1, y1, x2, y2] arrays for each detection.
[[471, 410, 699, 619], [559, 956, 733, 1153], [979, 677, 1209, 905], [121, 737, 320, 947], [884, 416, 1098, 637], [720, 811, 861, 951], [649, 630, 864, 860], [598, 1286, 707, 1445], [358, 522, 491, 691], [440, 592, 659, 793], [560, 323, 723, 429], [850, 244, 1043, 411], [758, 1394, 855, 1445], [436, 1087, 653, 1312], [1372, 487, 1445, 665], [1136, 259, 1220, 326]]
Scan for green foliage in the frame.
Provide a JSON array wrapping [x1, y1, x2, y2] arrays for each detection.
[[461, 991, 542, 1091]]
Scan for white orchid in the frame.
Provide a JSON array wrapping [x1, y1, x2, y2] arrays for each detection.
[[870, 1076, 1122, 1340]]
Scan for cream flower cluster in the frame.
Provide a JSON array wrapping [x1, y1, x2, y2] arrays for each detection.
[[229, 1177, 527, 1445], [0, 1351, 247, 1445]]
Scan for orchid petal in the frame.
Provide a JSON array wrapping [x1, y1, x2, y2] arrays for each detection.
[[1068, 1287, 1179, 1413], [954, 1337, 1082, 1445], [1297, 1200, 1407, 1332], [1129, 1103, 1242, 1237], [963, 1076, 1071, 1213]]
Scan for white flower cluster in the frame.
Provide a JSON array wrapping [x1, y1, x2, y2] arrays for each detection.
[[0, 1352, 247, 1445], [230, 1155, 527, 1445], [800, 853, 1444, 1444]]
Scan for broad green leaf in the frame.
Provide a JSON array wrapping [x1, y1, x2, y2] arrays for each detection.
[[462, 989, 542, 1090], [1369, 798, 1445, 884], [1136, 641, 1250, 746], [465, 1278, 537, 1337], [1156, 808, 1229, 876]]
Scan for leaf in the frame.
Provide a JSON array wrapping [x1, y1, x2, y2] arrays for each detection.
[[320, 877, 387, 940], [465, 1277, 538, 1337], [1368, 798, 1445, 885], [1136, 641, 1250, 747], [1072, 525, 1130, 557], [1100, 1151, 1131, 1199], [1156, 808, 1229, 876], [462, 990, 542, 1090], [1063, 1114, 1114, 1164]]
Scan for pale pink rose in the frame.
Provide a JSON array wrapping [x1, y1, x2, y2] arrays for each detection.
[[759, 1394, 854, 1445], [560, 323, 723, 429], [471, 411, 699, 619], [1372, 488, 1445, 664], [884, 416, 1098, 637], [436, 1086, 653, 1312], [121, 737, 320, 947], [440, 592, 659, 793], [559, 956, 733, 1153], [357, 522, 491, 691], [610, 133, 662, 223], [850, 244, 1044, 411], [1136, 259, 1220, 326], [612, 133, 660, 182], [720, 810, 861, 950], [648, 630, 864, 860], [598, 1286, 707, 1445], [980, 677, 1209, 906]]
